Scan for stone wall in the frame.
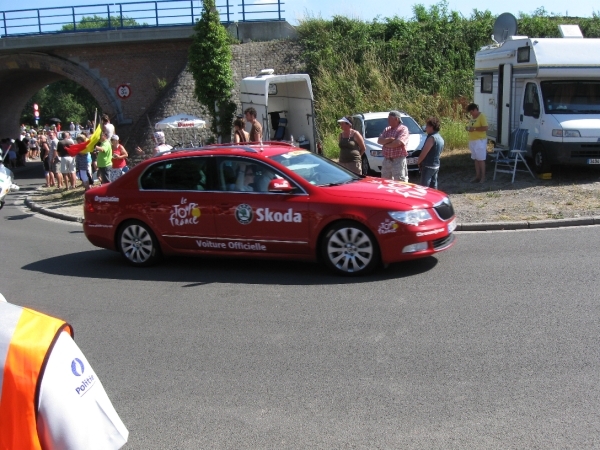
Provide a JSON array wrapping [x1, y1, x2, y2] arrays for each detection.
[[127, 39, 305, 157]]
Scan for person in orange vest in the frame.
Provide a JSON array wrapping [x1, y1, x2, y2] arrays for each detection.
[[0, 294, 128, 449]]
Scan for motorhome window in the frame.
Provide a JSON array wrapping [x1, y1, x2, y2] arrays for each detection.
[[541, 81, 600, 114], [480, 74, 493, 93], [523, 83, 540, 118], [517, 46, 530, 63]]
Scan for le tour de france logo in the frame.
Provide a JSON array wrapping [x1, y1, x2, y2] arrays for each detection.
[[170, 197, 201, 226], [235, 204, 253, 225]]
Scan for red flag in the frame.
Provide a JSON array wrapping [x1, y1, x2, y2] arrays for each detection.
[[64, 125, 103, 156], [65, 141, 88, 157]]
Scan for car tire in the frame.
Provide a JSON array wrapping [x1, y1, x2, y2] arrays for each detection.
[[321, 221, 380, 276], [532, 143, 550, 174], [118, 220, 161, 267]]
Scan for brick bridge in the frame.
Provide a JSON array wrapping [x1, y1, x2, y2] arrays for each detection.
[[0, 21, 299, 143]]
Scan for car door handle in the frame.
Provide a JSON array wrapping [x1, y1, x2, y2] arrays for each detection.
[[146, 201, 160, 208]]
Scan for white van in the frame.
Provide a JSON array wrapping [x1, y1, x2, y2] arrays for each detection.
[[474, 15, 600, 172], [240, 69, 317, 152]]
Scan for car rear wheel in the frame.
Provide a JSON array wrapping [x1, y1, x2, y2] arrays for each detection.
[[322, 221, 380, 276], [118, 220, 161, 266]]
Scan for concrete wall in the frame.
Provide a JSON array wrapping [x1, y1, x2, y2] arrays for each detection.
[[128, 40, 305, 157]]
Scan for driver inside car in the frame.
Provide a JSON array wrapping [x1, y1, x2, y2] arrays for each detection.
[[229, 162, 255, 192]]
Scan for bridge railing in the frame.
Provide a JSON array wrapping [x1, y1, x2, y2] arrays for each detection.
[[0, 0, 285, 37]]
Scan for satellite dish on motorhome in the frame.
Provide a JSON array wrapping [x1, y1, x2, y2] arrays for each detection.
[[492, 13, 518, 44]]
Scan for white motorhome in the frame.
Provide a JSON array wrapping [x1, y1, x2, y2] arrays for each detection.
[[474, 15, 600, 172], [240, 69, 317, 152]]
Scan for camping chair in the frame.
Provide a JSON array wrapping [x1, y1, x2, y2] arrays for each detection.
[[493, 128, 535, 183], [273, 118, 288, 141]]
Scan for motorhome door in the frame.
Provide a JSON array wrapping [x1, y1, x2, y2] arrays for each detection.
[[520, 82, 541, 140]]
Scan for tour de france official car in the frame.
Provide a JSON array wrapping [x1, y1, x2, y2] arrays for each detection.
[[83, 143, 457, 276]]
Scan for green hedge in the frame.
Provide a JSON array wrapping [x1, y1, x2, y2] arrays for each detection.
[[297, 3, 600, 152]]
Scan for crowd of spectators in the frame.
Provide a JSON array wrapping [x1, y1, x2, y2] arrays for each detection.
[[0, 114, 130, 192]]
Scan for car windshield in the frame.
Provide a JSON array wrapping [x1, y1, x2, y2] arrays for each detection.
[[270, 150, 359, 186], [362, 116, 424, 139], [541, 81, 600, 114]]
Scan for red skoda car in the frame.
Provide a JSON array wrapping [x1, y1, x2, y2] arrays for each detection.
[[83, 144, 456, 275]]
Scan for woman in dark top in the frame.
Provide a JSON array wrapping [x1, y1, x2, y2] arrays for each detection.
[[417, 117, 444, 189], [233, 118, 249, 144], [337, 116, 366, 175]]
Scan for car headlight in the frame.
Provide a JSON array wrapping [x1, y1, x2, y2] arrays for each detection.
[[389, 209, 432, 226], [370, 150, 383, 157], [552, 129, 581, 137]]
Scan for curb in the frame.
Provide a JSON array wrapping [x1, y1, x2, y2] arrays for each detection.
[[456, 216, 598, 231], [24, 197, 83, 223]]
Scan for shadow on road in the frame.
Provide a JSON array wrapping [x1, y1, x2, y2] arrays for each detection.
[[22, 250, 438, 286]]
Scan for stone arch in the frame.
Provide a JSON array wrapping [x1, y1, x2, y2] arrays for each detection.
[[0, 52, 123, 137]]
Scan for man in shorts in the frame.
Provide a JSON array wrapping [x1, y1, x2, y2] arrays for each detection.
[[47, 131, 63, 188], [74, 135, 92, 190], [57, 132, 76, 189], [466, 103, 489, 183], [94, 132, 113, 184], [244, 107, 263, 143], [377, 111, 410, 182]]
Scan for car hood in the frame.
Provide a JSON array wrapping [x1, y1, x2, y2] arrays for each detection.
[[551, 116, 600, 138], [322, 178, 449, 209], [365, 134, 425, 152]]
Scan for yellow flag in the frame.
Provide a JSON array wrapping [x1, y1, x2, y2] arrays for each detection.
[[83, 125, 103, 154]]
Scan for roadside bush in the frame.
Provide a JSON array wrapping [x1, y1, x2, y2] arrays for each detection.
[[298, 3, 600, 156]]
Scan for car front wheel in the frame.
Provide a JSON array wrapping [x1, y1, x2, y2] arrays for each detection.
[[322, 221, 380, 275], [118, 220, 161, 266], [533, 143, 550, 174]]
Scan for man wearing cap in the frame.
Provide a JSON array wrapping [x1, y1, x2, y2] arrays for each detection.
[[377, 111, 410, 182]]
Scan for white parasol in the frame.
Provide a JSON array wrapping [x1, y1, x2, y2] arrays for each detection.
[[155, 114, 206, 130]]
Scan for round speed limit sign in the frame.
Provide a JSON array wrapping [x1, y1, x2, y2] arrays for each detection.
[[117, 84, 131, 99]]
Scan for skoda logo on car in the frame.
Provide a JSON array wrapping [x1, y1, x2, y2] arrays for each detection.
[[235, 204, 253, 224]]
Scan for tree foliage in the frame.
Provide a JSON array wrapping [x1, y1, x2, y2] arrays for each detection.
[[61, 15, 143, 31], [188, 0, 236, 141], [20, 80, 99, 126], [297, 2, 600, 139]]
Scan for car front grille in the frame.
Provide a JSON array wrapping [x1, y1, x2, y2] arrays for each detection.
[[571, 148, 600, 158], [433, 198, 454, 221], [433, 233, 455, 251]]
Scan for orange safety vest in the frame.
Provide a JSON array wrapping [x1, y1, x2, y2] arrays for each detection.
[[0, 302, 73, 449]]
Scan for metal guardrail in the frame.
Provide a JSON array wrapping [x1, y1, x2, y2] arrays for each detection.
[[0, 0, 285, 37]]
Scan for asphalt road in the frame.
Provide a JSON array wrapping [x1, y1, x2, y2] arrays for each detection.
[[3, 165, 600, 449]]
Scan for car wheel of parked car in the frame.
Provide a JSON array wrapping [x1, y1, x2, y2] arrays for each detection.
[[118, 220, 161, 267], [322, 221, 380, 276], [533, 143, 550, 173]]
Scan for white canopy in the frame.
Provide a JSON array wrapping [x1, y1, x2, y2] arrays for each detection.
[[155, 114, 206, 130]]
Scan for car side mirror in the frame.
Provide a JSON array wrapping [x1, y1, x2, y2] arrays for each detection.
[[422, 125, 427, 132], [268, 178, 294, 193]]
